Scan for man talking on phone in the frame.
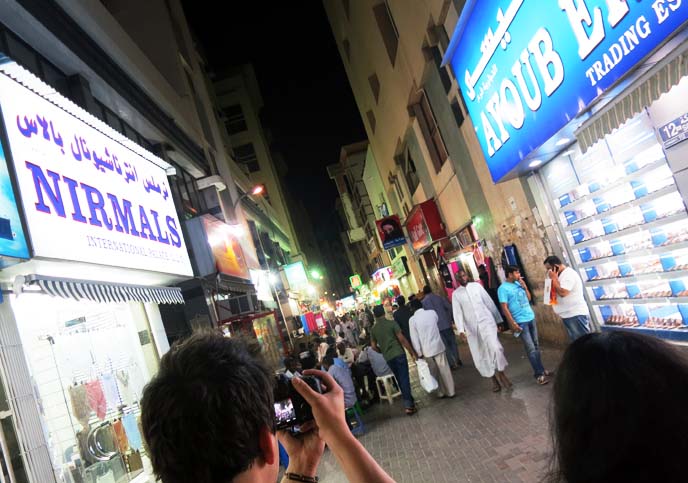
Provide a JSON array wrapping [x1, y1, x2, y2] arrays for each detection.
[[140, 331, 394, 483], [544, 255, 592, 341], [498, 266, 552, 385]]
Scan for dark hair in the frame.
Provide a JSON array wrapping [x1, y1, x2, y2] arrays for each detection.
[[325, 347, 338, 359], [408, 294, 416, 302], [373, 304, 385, 318], [322, 355, 335, 367], [396, 295, 406, 306], [544, 255, 562, 266], [298, 342, 306, 350], [141, 332, 273, 483], [409, 299, 423, 312], [326, 336, 335, 345], [423, 285, 432, 294], [504, 265, 520, 277], [548, 331, 688, 482], [336, 342, 346, 356]]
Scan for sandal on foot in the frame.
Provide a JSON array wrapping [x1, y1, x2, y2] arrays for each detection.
[[405, 407, 418, 415], [537, 375, 549, 385], [492, 383, 501, 392]]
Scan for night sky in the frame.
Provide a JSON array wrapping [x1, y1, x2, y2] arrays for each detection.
[[182, 1, 366, 230]]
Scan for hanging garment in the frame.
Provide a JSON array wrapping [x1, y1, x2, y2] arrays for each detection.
[[112, 420, 129, 454], [300, 315, 309, 334], [305, 312, 317, 333], [69, 384, 91, 428], [85, 380, 107, 420], [121, 413, 143, 451], [100, 373, 121, 411], [115, 371, 134, 406]]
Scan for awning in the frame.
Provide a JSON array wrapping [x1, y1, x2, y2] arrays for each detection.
[[24, 275, 184, 304], [576, 48, 688, 153]]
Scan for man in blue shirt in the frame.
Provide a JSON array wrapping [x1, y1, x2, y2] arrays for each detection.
[[498, 266, 552, 385], [422, 285, 462, 368]]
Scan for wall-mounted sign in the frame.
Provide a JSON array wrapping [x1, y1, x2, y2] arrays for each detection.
[[0, 74, 192, 276], [391, 256, 408, 279], [375, 215, 407, 250], [446, 0, 688, 182], [405, 199, 447, 252], [658, 112, 688, 149], [203, 215, 250, 280], [349, 274, 362, 289], [372, 267, 393, 285], [0, 132, 28, 265], [283, 261, 308, 292], [250, 269, 274, 302]]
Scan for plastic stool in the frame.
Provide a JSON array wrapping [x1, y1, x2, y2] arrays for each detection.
[[376, 374, 401, 405], [345, 402, 365, 436]]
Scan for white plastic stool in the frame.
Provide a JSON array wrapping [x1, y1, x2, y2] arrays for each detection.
[[376, 374, 401, 405]]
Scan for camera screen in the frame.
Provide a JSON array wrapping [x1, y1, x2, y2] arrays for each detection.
[[274, 399, 296, 425]]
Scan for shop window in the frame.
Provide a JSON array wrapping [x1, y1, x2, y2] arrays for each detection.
[[411, 91, 448, 173], [368, 73, 380, 104], [366, 110, 376, 134], [233, 143, 260, 173], [342, 38, 351, 62], [397, 148, 420, 195], [373, 1, 399, 66], [222, 104, 248, 135]]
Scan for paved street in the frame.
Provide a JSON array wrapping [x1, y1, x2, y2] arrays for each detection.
[[318, 336, 564, 483]]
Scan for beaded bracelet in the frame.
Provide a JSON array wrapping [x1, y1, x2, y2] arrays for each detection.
[[284, 472, 319, 482]]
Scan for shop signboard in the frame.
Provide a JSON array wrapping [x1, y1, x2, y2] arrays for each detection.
[[0, 74, 193, 276], [283, 261, 308, 292], [250, 269, 273, 302], [349, 274, 362, 289], [405, 199, 447, 252], [375, 214, 407, 250], [445, 0, 688, 182], [372, 267, 393, 285], [0, 133, 28, 265]]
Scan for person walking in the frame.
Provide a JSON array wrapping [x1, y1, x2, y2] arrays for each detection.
[[408, 299, 455, 398], [452, 269, 511, 392], [393, 295, 413, 343], [498, 266, 552, 385], [544, 255, 592, 341], [421, 285, 462, 368], [370, 304, 419, 415]]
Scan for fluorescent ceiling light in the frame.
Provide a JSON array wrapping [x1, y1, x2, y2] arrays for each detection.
[[529, 159, 542, 168], [555, 137, 570, 146]]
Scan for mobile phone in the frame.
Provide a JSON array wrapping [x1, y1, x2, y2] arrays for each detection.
[[273, 375, 323, 431]]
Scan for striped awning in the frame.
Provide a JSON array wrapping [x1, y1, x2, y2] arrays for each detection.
[[25, 275, 184, 304], [576, 48, 688, 153]]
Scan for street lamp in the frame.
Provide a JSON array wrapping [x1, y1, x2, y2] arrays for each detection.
[[233, 184, 264, 210]]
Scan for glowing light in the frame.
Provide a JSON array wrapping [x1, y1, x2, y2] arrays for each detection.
[[529, 159, 542, 168], [251, 185, 265, 195], [555, 137, 570, 146]]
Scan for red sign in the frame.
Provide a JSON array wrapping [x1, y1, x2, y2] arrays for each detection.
[[405, 199, 447, 252]]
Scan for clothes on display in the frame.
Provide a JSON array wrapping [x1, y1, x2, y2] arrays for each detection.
[[121, 412, 143, 451], [69, 384, 91, 428], [85, 380, 107, 421], [100, 373, 121, 412], [112, 419, 129, 454]]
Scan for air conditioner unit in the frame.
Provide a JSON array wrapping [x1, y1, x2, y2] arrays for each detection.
[[217, 293, 260, 319]]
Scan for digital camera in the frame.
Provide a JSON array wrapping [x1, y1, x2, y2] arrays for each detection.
[[273, 375, 323, 431]]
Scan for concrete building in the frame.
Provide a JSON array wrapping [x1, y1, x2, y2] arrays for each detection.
[[323, 0, 563, 341]]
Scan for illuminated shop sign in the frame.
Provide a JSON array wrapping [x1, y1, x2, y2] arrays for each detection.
[[446, 0, 688, 182], [0, 132, 28, 264], [0, 74, 193, 276]]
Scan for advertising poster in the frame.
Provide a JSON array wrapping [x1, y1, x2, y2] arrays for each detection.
[[283, 261, 309, 292], [202, 214, 250, 280], [375, 215, 407, 250]]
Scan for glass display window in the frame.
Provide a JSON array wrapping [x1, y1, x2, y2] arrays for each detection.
[[541, 109, 688, 341], [11, 294, 156, 483]]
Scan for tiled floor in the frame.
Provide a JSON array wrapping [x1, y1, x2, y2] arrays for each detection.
[[316, 335, 564, 483]]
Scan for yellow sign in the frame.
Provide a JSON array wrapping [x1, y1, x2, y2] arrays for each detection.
[[349, 274, 362, 289]]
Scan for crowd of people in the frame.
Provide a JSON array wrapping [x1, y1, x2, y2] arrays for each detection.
[[137, 256, 688, 482]]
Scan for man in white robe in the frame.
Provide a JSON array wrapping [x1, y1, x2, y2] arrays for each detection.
[[452, 269, 512, 392]]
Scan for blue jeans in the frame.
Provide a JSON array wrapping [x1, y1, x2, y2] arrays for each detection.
[[562, 315, 591, 341], [386, 353, 414, 409], [439, 328, 461, 367], [519, 321, 545, 378]]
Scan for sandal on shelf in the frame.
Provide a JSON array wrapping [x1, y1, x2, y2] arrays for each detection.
[[537, 375, 549, 385]]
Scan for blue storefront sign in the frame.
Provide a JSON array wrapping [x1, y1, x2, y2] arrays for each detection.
[[445, 0, 688, 182], [0, 132, 28, 265]]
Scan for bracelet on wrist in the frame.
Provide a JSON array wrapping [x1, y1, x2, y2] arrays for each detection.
[[284, 472, 319, 483]]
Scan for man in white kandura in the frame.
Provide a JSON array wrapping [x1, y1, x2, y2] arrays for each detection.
[[452, 269, 512, 392]]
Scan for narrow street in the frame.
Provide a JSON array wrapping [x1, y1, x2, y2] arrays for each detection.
[[318, 336, 564, 483]]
